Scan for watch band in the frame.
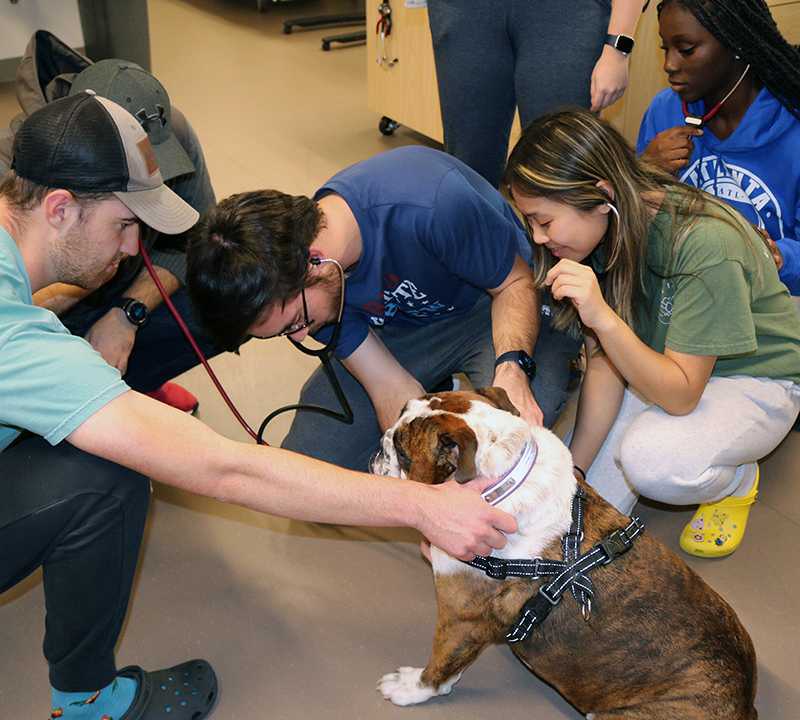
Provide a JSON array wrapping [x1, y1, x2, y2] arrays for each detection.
[[605, 33, 635, 55], [495, 350, 536, 383]]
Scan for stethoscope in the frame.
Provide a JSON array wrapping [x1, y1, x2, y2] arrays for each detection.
[[256, 256, 353, 444], [140, 240, 352, 446], [683, 63, 751, 128]]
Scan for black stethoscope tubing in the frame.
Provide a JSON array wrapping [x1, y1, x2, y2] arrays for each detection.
[[256, 257, 354, 444]]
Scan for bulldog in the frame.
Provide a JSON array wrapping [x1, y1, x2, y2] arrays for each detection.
[[370, 388, 757, 719]]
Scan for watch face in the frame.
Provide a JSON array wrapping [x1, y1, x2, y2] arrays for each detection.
[[519, 353, 535, 376], [127, 301, 149, 325], [615, 35, 634, 54]]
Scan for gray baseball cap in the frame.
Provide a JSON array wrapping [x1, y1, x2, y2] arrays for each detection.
[[12, 91, 199, 234], [70, 59, 196, 182]]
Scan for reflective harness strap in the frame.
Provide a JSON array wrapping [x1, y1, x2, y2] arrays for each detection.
[[463, 487, 644, 643], [563, 487, 591, 609]]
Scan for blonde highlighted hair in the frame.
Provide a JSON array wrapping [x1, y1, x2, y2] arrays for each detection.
[[503, 108, 753, 336]]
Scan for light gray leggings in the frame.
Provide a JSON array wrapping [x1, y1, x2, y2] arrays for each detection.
[[580, 376, 800, 515]]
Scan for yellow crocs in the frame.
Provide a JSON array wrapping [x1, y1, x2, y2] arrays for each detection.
[[679, 467, 759, 558]]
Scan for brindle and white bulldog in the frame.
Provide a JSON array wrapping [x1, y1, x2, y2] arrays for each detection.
[[370, 388, 757, 720]]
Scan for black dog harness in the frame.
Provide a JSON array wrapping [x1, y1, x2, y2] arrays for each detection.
[[465, 486, 644, 642]]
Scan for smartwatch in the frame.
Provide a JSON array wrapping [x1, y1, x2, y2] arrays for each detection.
[[114, 297, 149, 329], [605, 33, 635, 55], [495, 350, 536, 383]]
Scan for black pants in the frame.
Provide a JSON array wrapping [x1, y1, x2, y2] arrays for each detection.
[[0, 434, 150, 691]]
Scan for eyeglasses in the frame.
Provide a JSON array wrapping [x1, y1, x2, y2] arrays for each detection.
[[271, 289, 312, 338]]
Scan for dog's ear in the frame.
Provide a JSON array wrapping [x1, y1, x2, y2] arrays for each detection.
[[475, 386, 520, 416], [437, 426, 478, 483]]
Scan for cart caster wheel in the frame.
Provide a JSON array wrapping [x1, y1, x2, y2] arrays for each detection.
[[379, 117, 400, 136]]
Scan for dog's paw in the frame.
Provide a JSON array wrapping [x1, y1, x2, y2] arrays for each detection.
[[377, 667, 461, 706], [379, 667, 432, 705]]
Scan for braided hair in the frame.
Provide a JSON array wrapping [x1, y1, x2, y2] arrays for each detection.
[[657, 0, 800, 121]]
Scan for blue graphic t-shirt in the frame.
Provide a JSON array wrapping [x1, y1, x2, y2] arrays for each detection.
[[312, 147, 531, 358], [637, 87, 800, 293]]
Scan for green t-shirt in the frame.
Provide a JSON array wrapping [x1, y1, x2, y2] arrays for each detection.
[[595, 190, 800, 383]]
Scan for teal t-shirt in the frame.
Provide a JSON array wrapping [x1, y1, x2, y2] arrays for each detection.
[[0, 225, 128, 452], [598, 191, 800, 383]]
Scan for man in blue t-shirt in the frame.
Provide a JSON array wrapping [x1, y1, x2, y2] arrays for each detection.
[[1, 94, 515, 720], [187, 147, 581, 471]]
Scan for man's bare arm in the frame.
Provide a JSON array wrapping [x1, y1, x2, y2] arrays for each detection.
[[67, 390, 517, 560], [488, 254, 544, 425], [341, 329, 426, 432]]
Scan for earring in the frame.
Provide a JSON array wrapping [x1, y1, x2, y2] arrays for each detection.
[[734, 53, 741, 60]]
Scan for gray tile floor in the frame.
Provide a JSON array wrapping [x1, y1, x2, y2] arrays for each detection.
[[1, 1, 799, 717]]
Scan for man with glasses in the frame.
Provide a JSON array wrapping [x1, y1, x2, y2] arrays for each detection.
[[187, 147, 582, 471]]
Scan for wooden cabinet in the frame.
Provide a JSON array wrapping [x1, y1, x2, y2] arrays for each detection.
[[771, 0, 800, 42], [367, 0, 800, 147], [366, 2, 443, 142]]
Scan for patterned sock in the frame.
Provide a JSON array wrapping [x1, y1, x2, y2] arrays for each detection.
[[50, 676, 136, 720]]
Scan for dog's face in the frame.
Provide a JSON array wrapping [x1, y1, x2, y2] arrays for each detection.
[[371, 387, 531, 485]]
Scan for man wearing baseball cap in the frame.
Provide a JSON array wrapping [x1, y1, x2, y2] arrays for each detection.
[[0, 33, 221, 415], [0, 94, 515, 720], [66, 59, 219, 414]]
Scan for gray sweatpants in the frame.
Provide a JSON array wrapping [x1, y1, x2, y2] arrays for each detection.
[[427, 0, 611, 187], [582, 376, 800, 515]]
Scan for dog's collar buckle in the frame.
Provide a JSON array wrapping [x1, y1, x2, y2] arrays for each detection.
[[481, 442, 538, 506]]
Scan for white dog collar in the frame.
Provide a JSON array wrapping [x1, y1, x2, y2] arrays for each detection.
[[481, 442, 538, 505]]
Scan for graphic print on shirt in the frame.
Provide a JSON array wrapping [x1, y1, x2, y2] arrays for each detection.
[[681, 155, 785, 239], [659, 280, 675, 326], [363, 273, 455, 326]]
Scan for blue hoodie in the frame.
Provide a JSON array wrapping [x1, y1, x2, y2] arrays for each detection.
[[638, 87, 800, 294]]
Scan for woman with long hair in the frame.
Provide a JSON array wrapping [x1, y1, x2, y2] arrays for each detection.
[[637, 0, 800, 293], [504, 107, 800, 557]]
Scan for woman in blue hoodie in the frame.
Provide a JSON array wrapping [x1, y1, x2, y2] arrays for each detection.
[[637, 0, 800, 294]]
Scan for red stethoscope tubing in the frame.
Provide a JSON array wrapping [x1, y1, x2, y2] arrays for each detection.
[[682, 63, 751, 128], [682, 98, 724, 127], [138, 236, 265, 443]]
